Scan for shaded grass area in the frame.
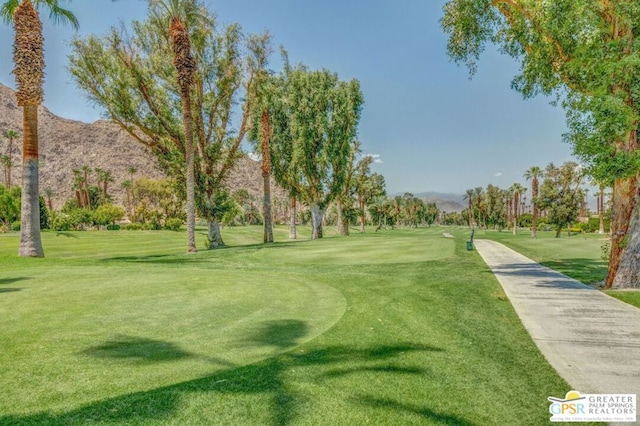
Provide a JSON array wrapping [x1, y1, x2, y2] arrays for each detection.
[[475, 229, 608, 285], [0, 226, 582, 425]]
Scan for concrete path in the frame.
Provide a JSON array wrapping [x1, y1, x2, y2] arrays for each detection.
[[474, 239, 640, 399]]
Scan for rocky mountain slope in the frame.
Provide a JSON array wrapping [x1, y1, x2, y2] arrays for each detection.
[[0, 82, 282, 210]]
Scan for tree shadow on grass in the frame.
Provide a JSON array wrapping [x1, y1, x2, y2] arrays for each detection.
[[355, 396, 472, 425], [244, 319, 308, 351], [0, 288, 21, 293], [81, 335, 197, 364], [1, 342, 442, 426], [0, 277, 31, 285]]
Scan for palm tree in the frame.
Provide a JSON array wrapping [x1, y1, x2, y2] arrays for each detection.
[[152, 0, 203, 253], [43, 187, 54, 210], [2, 129, 18, 187], [463, 188, 474, 228], [1, 0, 77, 256], [509, 183, 525, 235], [524, 166, 543, 238]]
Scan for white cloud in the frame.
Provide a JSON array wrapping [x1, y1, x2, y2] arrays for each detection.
[[367, 153, 383, 164], [494, 172, 503, 177]]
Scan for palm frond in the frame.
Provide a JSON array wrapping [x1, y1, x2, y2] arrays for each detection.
[[0, 0, 20, 24]]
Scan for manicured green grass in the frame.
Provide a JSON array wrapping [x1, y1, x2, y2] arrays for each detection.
[[0, 226, 580, 425], [603, 290, 640, 308], [475, 229, 608, 285], [474, 229, 640, 309]]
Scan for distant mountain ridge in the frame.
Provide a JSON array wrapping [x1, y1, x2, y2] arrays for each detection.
[[0, 82, 283, 210]]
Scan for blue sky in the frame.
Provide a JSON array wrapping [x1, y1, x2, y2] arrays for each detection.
[[0, 0, 575, 195]]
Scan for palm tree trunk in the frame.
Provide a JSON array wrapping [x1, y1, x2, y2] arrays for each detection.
[[182, 87, 197, 253], [531, 178, 538, 238], [261, 110, 273, 243], [263, 174, 273, 243], [19, 104, 43, 257], [336, 199, 347, 236], [359, 199, 366, 233]]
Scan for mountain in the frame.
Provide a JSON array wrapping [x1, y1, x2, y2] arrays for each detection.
[[0, 82, 283, 210]]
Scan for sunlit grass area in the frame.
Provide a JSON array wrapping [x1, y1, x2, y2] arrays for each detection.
[[0, 226, 579, 425], [475, 229, 608, 285]]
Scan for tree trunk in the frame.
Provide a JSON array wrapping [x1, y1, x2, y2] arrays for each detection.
[[288, 196, 297, 239], [182, 88, 197, 253], [207, 219, 225, 248], [336, 199, 344, 235], [19, 104, 43, 257], [598, 188, 605, 234], [310, 203, 324, 239], [606, 175, 638, 288], [512, 192, 519, 235], [359, 200, 366, 233], [263, 174, 273, 243], [260, 110, 273, 243], [612, 191, 640, 288], [531, 178, 538, 238]]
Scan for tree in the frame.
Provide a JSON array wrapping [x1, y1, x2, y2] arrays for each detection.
[[43, 187, 54, 210], [354, 159, 385, 233], [70, 1, 270, 249], [1, 0, 78, 256], [261, 62, 364, 239], [246, 34, 275, 243], [94, 167, 114, 205], [152, 0, 203, 253], [2, 129, 18, 187], [463, 188, 474, 227], [536, 162, 584, 238], [442, 0, 640, 288], [524, 166, 544, 238], [509, 183, 525, 235]]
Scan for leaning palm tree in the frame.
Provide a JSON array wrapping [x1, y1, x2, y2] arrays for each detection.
[[151, 0, 204, 253], [524, 166, 544, 238], [1, 0, 78, 257], [2, 129, 18, 187]]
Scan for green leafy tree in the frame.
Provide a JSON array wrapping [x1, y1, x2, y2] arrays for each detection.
[[442, 0, 640, 288], [261, 61, 364, 239], [354, 160, 385, 233], [536, 162, 584, 238], [1, 0, 78, 256], [69, 1, 270, 248]]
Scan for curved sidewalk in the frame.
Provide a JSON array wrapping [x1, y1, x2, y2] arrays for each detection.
[[474, 239, 640, 397]]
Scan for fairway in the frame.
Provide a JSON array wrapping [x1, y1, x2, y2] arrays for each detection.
[[0, 227, 575, 425]]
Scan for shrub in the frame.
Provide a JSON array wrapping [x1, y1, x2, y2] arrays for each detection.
[[106, 224, 121, 231], [121, 223, 142, 230], [165, 218, 183, 231], [11, 221, 20, 231]]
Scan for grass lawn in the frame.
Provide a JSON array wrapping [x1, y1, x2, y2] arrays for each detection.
[[0, 226, 587, 425], [474, 229, 640, 309]]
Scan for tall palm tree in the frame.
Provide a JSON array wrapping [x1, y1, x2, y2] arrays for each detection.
[[463, 188, 474, 228], [509, 183, 525, 235], [2, 129, 18, 187], [1, 0, 78, 257], [152, 0, 203, 253], [524, 166, 543, 238]]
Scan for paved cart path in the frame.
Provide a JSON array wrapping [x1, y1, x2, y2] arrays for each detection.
[[474, 239, 640, 402]]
